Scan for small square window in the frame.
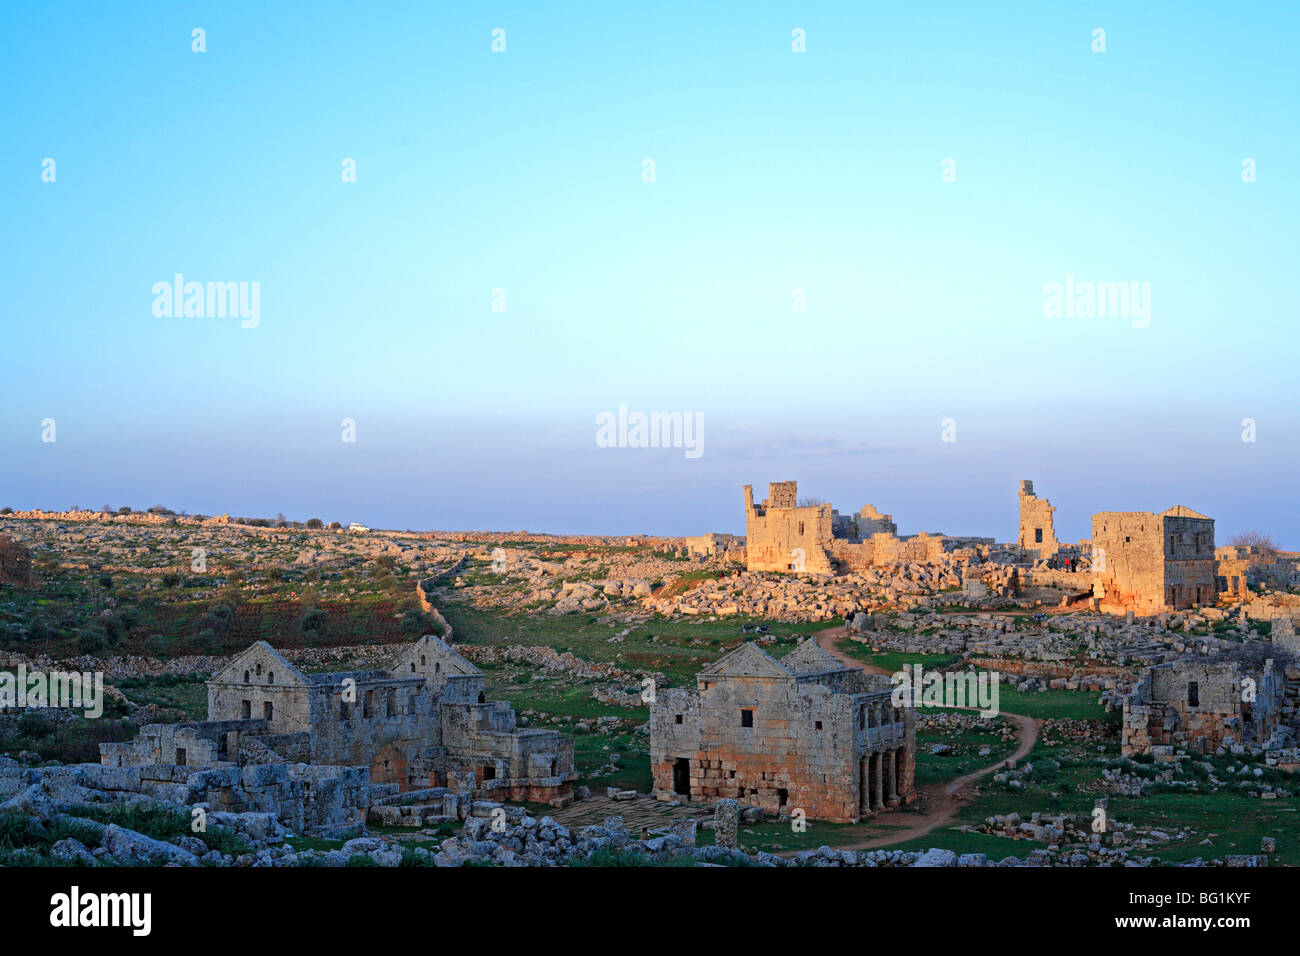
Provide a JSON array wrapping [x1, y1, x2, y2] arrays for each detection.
[[675, 714, 683, 724], [814, 720, 823, 730], [740, 709, 754, 728]]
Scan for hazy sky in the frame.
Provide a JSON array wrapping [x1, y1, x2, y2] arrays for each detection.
[[3, 2, 1297, 544]]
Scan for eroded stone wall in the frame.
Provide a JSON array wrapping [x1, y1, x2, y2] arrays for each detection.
[[1017, 480, 1060, 561]]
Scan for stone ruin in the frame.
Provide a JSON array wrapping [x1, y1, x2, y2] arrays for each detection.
[[724, 478, 1282, 624], [1121, 658, 1287, 757], [649, 639, 916, 823], [1092, 506, 1217, 615], [742, 480, 990, 576], [1017, 480, 1060, 563], [683, 533, 745, 561], [95, 635, 576, 834]]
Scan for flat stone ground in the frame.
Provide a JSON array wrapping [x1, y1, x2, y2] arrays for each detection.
[[548, 794, 712, 831]]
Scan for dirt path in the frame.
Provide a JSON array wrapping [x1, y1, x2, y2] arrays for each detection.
[[795, 627, 1041, 852]]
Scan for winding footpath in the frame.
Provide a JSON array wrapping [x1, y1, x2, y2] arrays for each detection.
[[800, 626, 1042, 851]]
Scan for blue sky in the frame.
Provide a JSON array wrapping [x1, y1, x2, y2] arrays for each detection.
[[3, 1, 1297, 543]]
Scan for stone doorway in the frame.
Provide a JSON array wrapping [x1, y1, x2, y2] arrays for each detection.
[[672, 758, 691, 796]]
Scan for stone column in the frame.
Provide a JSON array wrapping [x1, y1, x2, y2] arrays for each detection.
[[713, 798, 739, 849], [860, 757, 872, 817], [872, 752, 884, 810], [885, 748, 899, 807]]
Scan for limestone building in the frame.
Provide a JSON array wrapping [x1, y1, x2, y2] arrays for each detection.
[[1121, 659, 1284, 756], [1091, 506, 1216, 614], [743, 481, 835, 574], [105, 635, 575, 804], [649, 640, 916, 822], [743, 480, 988, 575]]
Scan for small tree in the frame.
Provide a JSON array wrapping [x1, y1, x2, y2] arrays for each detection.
[[299, 606, 329, 645], [0, 535, 34, 586], [306, 518, 323, 529]]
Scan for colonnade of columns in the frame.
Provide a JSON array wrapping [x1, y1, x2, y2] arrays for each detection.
[[860, 747, 906, 814]]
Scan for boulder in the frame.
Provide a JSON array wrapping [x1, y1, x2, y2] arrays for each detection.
[[102, 824, 200, 866]]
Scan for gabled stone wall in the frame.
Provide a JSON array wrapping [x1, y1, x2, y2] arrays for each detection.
[[650, 642, 916, 822]]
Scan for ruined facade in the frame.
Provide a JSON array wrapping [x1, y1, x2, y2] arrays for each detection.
[[649, 640, 916, 823], [1017, 480, 1060, 562], [1121, 659, 1284, 756], [1092, 506, 1216, 614], [743, 480, 989, 575], [1215, 545, 1300, 600], [743, 482, 835, 574], [103, 636, 576, 819], [683, 533, 745, 561]]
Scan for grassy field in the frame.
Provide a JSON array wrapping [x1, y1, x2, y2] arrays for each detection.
[[831, 636, 1116, 722], [914, 719, 1018, 787], [442, 601, 817, 685]]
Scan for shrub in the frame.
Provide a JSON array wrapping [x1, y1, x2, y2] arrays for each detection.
[[400, 609, 435, 638], [299, 606, 329, 644], [195, 628, 223, 655], [76, 626, 108, 655], [0, 535, 34, 586]]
